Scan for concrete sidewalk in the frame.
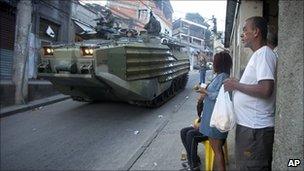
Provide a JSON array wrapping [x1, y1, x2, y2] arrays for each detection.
[[129, 81, 236, 170], [0, 80, 61, 108], [0, 94, 70, 118]]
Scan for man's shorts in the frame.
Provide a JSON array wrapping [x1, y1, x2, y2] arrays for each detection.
[[235, 124, 274, 171]]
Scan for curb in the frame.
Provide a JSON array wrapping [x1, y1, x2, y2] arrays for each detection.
[[0, 94, 70, 118], [119, 119, 169, 171], [120, 90, 191, 170]]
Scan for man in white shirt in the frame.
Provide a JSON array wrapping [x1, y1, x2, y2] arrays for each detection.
[[224, 16, 277, 170]]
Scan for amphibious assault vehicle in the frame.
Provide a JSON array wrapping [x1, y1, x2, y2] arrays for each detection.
[[38, 13, 190, 107]]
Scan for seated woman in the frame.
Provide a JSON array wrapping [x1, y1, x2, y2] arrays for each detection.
[[180, 51, 232, 171]]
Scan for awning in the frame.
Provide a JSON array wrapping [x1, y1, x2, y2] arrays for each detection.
[[73, 19, 97, 35]]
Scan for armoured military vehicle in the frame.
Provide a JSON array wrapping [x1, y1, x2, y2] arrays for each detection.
[[38, 12, 190, 107]]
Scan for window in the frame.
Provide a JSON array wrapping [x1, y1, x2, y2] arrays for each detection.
[[172, 21, 180, 30], [39, 18, 60, 42], [193, 38, 201, 46], [138, 9, 148, 21], [181, 35, 187, 42]]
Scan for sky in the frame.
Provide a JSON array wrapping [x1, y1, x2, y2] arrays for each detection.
[[170, 0, 227, 32], [81, 0, 227, 32]]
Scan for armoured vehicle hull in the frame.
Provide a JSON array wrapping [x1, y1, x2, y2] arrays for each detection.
[[38, 37, 190, 107]]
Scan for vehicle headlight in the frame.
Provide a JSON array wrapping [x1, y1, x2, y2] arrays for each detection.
[[43, 47, 54, 56], [81, 47, 95, 57]]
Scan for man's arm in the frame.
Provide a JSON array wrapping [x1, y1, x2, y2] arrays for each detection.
[[224, 78, 274, 99]]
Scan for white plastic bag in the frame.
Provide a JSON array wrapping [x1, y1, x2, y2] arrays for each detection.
[[210, 85, 235, 132]]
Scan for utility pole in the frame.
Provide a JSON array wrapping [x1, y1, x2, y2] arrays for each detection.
[[12, 0, 32, 105], [183, 25, 192, 70], [187, 27, 192, 70]]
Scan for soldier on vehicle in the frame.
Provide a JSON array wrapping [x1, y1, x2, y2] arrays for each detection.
[[144, 11, 161, 36]]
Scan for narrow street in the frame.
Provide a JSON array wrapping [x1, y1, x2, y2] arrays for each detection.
[[1, 70, 211, 170]]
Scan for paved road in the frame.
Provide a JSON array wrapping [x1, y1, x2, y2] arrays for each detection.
[[1, 70, 206, 170]]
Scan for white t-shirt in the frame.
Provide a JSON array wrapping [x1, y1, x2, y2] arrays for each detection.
[[233, 46, 277, 128]]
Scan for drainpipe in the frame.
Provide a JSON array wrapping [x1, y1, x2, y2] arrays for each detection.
[[229, 0, 241, 46], [230, 0, 241, 78]]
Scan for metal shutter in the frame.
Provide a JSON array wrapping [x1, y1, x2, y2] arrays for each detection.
[[0, 2, 16, 80]]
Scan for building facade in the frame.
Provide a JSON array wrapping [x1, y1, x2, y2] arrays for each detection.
[[31, 0, 73, 78], [0, 0, 17, 80], [0, 0, 73, 81], [0, 0, 73, 107], [172, 18, 208, 50], [224, 0, 303, 170], [70, 1, 102, 42], [107, 0, 173, 36], [172, 18, 212, 69]]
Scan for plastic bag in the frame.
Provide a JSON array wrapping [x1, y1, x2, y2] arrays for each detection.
[[210, 85, 235, 132]]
